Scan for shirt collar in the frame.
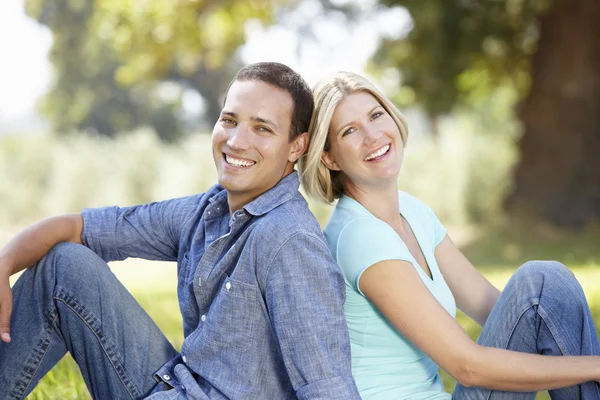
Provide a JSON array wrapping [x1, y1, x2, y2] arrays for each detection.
[[243, 171, 300, 217], [206, 171, 300, 217]]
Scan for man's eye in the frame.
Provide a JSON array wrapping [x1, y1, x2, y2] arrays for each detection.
[[221, 118, 235, 125], [257, 126, 272, 133]]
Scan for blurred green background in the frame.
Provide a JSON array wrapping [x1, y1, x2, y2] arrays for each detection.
[[1, 0, 599, 398]]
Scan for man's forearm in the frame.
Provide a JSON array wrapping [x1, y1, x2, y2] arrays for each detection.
[[0, 214, 83, 278]]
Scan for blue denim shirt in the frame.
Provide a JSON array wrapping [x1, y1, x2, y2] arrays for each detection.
[[81, 172, 360, 399]]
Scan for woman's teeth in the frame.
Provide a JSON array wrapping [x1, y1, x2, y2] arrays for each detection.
[[364, 144, 390, 161]]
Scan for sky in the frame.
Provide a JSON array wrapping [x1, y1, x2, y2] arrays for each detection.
[[0, 0, 410, 134], [0, 0, 52, 130]]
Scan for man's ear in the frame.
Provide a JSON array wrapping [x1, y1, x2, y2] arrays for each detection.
[[321, 150, 341, 171], [288, 132, 309, 163]]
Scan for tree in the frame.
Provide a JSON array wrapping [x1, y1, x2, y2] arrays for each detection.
[[25, 0, 276, 140], [373, 0, 600, 228]]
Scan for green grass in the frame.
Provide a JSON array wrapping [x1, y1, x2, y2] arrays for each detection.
[[23, 263, 600, 399], [12, 224, 600, 399]]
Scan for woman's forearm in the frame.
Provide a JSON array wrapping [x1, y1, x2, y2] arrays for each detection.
[[457, 344, 600, 391]]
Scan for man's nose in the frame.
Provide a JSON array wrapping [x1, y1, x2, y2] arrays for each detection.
[[227, 124, 251, 150]]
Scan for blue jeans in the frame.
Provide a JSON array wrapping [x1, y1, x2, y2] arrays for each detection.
[[453, 261, 600, 399], [0, 243, 178, 399]]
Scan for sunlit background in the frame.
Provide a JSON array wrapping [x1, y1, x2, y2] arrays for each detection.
[[1, 0, 599, 398]]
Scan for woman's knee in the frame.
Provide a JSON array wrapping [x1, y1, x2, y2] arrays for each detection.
[[516, 260, 573, 282], [513, 260, 583, 300]]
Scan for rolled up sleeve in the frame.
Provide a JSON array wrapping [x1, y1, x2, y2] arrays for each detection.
[[264, 232, 361, 400], [81, 195, 202, 262]]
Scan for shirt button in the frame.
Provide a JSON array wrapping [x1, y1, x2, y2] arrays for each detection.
[[163, 374, 171, 381], [201, 314, 206, 322], [225, 282, 231, 290], [182, 355, 187, 363], [197, 277, 202, 286]]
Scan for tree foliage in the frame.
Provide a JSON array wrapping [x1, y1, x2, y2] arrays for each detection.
[[373, 0, 553, 116], [373, 0, 600, 229], [25, 0, 277, 140]]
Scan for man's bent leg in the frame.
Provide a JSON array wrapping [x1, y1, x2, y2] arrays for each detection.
[[0, 242, 178, 400], [453, 261, 600, 400]]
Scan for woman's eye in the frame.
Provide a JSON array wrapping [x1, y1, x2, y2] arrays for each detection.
[[371, 112, 383, 120], [342, 127, 355, 136]]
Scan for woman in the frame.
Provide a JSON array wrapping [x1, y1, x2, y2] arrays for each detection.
[[299, 71, 600, 399]]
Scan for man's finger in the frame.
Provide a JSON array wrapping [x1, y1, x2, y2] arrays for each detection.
[[0, 301, 12, 343]]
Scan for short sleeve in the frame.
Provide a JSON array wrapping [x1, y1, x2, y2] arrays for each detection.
[[336, 217, 412, 295], [402, 191, 447, 247], [426, 205, 446, 246]]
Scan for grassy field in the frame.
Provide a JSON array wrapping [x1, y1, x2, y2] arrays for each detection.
[[4, 224, 600, 399]]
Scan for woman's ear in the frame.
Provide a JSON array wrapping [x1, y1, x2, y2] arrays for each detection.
[[321, 150, 341, 171], [288, 132, 309, 163]]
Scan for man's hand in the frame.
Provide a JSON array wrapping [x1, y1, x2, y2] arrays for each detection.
[[0, 214, 84, 344], [0, 274, 12, 343]]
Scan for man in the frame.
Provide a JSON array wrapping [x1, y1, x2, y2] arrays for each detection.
[[0, 62, 361, 399]]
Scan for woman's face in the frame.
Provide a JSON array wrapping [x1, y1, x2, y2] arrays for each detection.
[[323, 91, 404, 192]]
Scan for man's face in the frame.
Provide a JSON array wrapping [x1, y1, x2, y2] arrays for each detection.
[[212, 80, 306, 211]]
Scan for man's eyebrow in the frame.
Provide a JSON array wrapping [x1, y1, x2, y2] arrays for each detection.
[[251, 116, 278, 130], [220, 112, 278, 129], [221, 111, 237, 118]]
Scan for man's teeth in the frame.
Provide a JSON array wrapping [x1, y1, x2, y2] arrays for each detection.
[[226, 154, 255, 167], [364, 145, 390, 161]]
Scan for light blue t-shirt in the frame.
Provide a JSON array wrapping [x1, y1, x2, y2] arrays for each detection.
[[324, 191, 456, 400]]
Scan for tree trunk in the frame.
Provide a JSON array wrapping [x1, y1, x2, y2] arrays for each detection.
[[507, 0, 600, 228], [187, 63, 241, 128]]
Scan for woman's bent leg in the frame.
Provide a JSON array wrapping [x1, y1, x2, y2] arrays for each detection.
[[0, 243, 178, 400], [453, 260, 600, 400]]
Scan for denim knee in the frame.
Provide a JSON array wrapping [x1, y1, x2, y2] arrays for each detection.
[[40, 242, 112, 290], [513, 260, 583, 303], [516, 260, 574, 280]]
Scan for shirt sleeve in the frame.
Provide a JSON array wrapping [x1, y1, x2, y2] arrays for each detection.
[[264, 232, 361, 400], [337, 217, 412, 296], [415, 199, 447, 246], [81, 194, 201, 262], [429, 207, 447, 246]]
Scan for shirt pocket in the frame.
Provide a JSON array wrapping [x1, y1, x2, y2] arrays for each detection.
[[201, 274, 257, 352]]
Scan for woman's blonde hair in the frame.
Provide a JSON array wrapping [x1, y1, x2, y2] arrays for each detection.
[[299, 71, 409, 203]]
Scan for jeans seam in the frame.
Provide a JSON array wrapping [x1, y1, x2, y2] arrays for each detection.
[[11, 312, 59, 400], [484, 301, 540, 400], [54, 289, 139, 400], [536, 305, 569, 356]]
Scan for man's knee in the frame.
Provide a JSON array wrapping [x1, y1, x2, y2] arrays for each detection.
[[42, 242, 112, 287]]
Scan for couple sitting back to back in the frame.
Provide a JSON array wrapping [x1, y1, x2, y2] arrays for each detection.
[[0, 62, 599, 400]]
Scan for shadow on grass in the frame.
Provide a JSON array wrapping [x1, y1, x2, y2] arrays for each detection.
[[460, 219, 600, 270]]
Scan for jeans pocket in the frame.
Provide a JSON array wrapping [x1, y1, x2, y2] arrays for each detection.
[[201, 275, 257, 352]]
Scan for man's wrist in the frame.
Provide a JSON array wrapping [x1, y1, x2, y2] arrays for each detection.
[[0, 254, 16, 279]]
